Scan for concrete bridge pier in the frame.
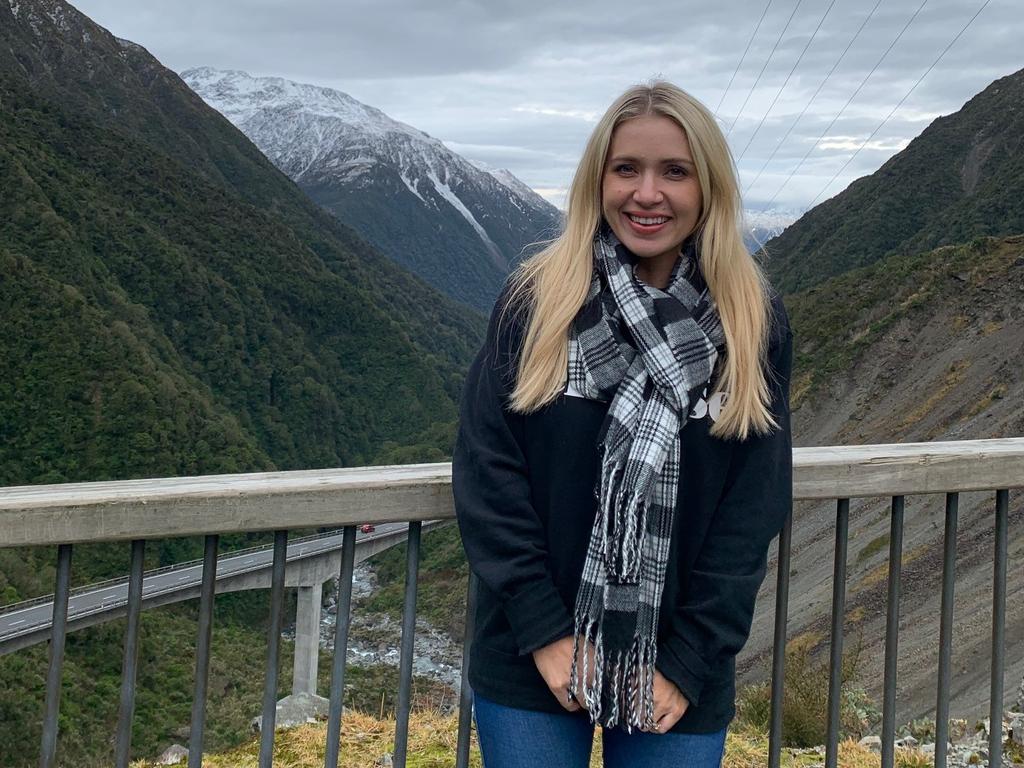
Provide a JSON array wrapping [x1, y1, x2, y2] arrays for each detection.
[[292, 582, 323, 695]]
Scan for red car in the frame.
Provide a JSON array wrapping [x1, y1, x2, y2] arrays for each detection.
[[359, 523, 375, 534]]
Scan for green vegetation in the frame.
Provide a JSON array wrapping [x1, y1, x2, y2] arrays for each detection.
[[0, 594, 452, 767], [856, 534, 890, 566], [785, 235, 1024, 408], [0, 596, 287, 766], [734, 632, 879, 748], [0, 6, 486, 496]]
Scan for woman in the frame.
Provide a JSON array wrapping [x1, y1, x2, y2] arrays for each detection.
[[452, 80, 792, 768]]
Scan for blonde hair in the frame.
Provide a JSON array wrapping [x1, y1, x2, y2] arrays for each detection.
[[503, 80, 775, 440]]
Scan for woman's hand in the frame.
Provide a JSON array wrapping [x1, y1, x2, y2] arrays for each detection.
[[644, 670, 690, 733], [531, 635, 595, 713]]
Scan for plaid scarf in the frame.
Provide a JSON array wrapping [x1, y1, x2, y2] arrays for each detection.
[[567, 224, 725, 731]]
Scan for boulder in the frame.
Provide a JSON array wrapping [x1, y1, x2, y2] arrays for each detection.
[[1011, 713, 1024, 747], [251, 692, 331, 732], [859, 735, 881, 752], [156, 744, 189, 765]]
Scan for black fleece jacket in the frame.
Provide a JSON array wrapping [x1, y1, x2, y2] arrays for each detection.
[[452, 285, 793, 734]]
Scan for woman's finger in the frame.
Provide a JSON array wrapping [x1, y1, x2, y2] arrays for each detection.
[[653, 709, 684, 734], [561, 689, 581, 712]]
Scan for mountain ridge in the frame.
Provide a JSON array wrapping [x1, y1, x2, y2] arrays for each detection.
[[181, 67, 562, 311], [762, 67, 1024, 294]]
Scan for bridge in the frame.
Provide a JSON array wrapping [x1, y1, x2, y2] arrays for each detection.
[[0, 520, 447, 695], [0, 442, 1021, 768]]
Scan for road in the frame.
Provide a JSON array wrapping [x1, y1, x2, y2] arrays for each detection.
[[0, 522, 409, 646]]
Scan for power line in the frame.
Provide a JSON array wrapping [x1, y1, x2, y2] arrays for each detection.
[[715, 0, 774, 118], [806, 0, 992, 207], [736, 0, 838, 164], [766, 0, 930, 208], [726, 0, 804, 137], [743, 0, 884, 196]]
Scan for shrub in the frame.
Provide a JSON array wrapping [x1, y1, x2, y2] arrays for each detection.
[[734, 631, 879, 747]]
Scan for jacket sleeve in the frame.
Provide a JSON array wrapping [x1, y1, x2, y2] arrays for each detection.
[[656, 294, 794, 707], [452, 292, 574, 656]]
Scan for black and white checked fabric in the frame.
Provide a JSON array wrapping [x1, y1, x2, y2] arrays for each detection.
[[566, 224, 725, 731]]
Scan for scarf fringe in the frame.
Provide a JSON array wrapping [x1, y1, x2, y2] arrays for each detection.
[[569, 616, 658, 731]]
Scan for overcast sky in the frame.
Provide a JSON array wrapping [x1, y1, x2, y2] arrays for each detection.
[[74, 0, 1022, 214]]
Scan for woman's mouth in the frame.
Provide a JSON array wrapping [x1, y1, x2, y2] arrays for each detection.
[[625, 212, 670, 234]]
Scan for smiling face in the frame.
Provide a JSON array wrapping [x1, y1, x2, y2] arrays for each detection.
[[601, 114, 703, 284]]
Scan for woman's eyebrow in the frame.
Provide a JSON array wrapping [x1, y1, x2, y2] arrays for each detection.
[[607, 155, 695, 166]]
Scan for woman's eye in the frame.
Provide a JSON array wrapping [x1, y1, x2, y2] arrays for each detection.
[[614, 163, 635, 175], [667, 165, 688, 178]]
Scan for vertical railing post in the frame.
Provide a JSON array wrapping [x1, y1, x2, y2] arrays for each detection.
[[768, 511, 793, 768], [881, 496, 905, 768], [393, 522, 422, 768], [258, 530, 289, 768], [825, 499, 849, 768], [935, 493, 958, 768], [455, 571, 480, 768], [39, 543, 73, 768], [325, 525, 358, 768], [989, 489, 1008, 768], [189, 534, 219, 768], [114, 539, 146, 768]]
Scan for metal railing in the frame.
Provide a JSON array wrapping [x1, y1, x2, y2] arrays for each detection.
[[0, 438, 1021, 768]]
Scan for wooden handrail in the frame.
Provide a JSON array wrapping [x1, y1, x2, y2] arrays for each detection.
[[0, 438, 1021, 547]]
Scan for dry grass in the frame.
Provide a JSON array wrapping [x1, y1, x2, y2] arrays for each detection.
[[963, 382, 1008, 420], [853, 542, 931, 595], [131, 710, 484, 768], [895, 359, 970, 432], [129, 709, 939, 768]]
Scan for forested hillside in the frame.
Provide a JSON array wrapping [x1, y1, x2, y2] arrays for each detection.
[[0, 2, 485, 762], [763, 67, 1024, 293], [0, 0, 485, 496]]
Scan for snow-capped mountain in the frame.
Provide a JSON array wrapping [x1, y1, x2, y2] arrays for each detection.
[[743, 209, 801, 254], [181, 67, 561, 311]]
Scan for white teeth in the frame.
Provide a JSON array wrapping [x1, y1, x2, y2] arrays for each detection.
[[628, 214, 668, 225]]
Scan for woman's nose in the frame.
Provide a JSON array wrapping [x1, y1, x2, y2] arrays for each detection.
[[632, 173, 663, 205]]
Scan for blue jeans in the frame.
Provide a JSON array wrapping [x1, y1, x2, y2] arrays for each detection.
[[473, 692, 727, 768]]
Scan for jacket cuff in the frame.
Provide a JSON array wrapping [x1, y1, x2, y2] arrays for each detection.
[[503, 581, 574, 656], [656, 631, 712, 707]]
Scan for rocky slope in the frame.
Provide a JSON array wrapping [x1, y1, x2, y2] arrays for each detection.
[[181, 68, 562, 312], [738, 235, 1024, 726]]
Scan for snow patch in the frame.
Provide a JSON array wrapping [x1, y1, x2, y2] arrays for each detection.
[[9, 1, 20, 19], [399, 169, 426, 203], [42, 2, 70, 30], [427, 168, 500, 256]]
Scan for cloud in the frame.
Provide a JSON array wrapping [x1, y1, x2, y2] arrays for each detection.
[[73, 0, 1023, 213]]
